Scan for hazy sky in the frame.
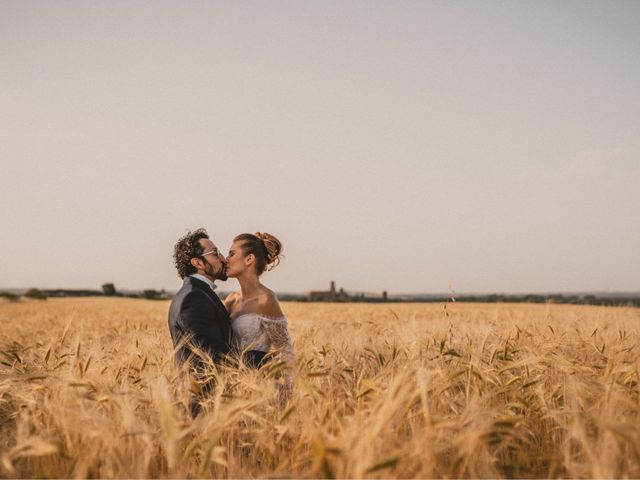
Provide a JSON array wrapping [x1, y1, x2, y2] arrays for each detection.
[[2, 1, 639, 294]]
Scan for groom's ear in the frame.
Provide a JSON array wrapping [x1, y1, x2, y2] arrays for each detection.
[[190, 257, 202, 270]]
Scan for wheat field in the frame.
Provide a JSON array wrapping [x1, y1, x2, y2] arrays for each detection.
[[0, 297, 639, 478]]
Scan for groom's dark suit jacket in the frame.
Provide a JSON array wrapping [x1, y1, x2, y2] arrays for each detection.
[[168, 276, 232, 370]]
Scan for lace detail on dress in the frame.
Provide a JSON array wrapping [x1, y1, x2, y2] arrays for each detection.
[[258, 315, 294, 362], [232, 313, 294, 404]]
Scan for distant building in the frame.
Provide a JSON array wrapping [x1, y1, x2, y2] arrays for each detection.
[[309, 281, 350, 302], [309, 281, 390, 302]]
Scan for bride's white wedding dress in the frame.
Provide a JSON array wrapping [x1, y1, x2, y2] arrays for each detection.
[[232, 313, 294, 399], [232, 313, 294, 360]]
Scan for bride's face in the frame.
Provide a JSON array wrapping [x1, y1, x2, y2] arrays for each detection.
[[226, 241, 254, 278]]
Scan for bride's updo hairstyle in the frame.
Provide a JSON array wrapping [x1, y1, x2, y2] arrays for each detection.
[[234, 232, 283, 275]]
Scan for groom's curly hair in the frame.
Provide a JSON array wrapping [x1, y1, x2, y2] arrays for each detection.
[[173, 228, 209, 279]]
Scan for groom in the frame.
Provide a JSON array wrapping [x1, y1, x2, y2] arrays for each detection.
[[168, 228, 232, 416]]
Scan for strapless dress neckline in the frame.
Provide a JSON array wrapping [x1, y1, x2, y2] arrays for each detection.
[[233, 313, 286, 322]]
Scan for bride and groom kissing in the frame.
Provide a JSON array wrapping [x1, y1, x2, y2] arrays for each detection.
[[167, 228, 293, 416]]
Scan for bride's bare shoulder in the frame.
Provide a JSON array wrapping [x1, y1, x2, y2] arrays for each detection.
[[257, 289, 284, 317]]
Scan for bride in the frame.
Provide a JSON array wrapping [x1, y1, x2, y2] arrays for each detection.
[[223, 232, 294, 394]]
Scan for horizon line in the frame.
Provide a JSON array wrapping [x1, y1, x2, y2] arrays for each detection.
[[2, 286, 640, 297]]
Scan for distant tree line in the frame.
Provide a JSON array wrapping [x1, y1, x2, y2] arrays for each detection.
[[0, 284, 169, 302], [284, 293, 640, 308], [2, 288, 638, 308], [0, 289, 50, 301], [442, 294, 640, 308], [0, 291, 20, 302]]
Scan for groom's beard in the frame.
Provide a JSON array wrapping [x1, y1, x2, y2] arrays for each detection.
[[204, 260, 228, 281]]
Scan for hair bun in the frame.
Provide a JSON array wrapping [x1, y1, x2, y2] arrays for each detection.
[[255, 232, 283, 270]]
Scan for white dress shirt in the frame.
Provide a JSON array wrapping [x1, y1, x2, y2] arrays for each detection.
[[189, 273, 217, 292]]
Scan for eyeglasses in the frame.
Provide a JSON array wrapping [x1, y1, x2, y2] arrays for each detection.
[[201, 248, 220, 257]]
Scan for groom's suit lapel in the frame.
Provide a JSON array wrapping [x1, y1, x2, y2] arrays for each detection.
[[208, 289, 229, 318], [188, 277, 230, 320]]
